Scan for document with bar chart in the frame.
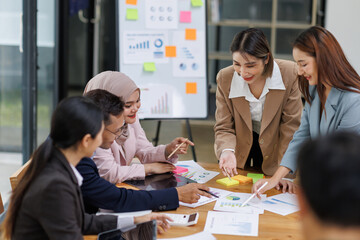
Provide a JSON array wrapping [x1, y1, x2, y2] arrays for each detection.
[[174, 160, 219, 183], [123, 31, 169, 64]]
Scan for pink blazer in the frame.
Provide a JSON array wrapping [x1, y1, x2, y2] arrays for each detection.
[[93, 117, 178, 183]]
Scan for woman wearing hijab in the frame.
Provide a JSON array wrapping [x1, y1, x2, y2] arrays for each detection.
[[84, 71, 193, 183]]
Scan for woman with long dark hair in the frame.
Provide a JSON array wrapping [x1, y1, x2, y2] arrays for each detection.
[[1, 96, 170, 240], [253, 26, 360, 195], [214, 28, 303, 177]]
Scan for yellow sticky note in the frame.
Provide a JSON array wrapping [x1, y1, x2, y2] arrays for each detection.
[[216, 177, 239, 187], [191, 0, 203, 7], [185, 28, 196, 40], [126, 8, 138, 20], [126, 0, 137, 5], [165, 46, 177, 57], [232, 175, 253, 184], [143, 62, 156, 72], [186, 82, 197, 94]]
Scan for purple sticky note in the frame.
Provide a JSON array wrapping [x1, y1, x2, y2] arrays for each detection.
[[179, 11, 191, 23], [173, 166, 188, 174]]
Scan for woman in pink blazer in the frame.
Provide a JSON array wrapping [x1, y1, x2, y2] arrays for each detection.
[[84, 72, 193, 183]]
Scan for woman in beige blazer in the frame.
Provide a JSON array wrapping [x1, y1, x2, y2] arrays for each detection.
[[214, 28, 303, 177]]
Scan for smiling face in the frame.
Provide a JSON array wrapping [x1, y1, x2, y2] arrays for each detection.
[[293, 47, 318, 86], [232, 52, 268, 85], [124, 90, 141, 124]]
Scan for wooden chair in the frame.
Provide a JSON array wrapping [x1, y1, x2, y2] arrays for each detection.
[[9, 160, 31, 190], [0, 193, 4, 214]]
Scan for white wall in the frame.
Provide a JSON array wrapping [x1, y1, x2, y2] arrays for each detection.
[[325, 0, 360, 75]]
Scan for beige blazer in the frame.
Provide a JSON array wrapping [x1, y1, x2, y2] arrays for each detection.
[[214, 59, 302, 176]]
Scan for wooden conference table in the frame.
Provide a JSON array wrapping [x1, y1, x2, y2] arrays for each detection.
[[84, 162, 303, 240]]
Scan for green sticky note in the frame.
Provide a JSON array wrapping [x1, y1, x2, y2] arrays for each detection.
[[252, 177, 262, 184], [247, 173, 264, 179], [143, 62, 156, 72], [126, 8, 138, 20], [191, 0, 203, 7]]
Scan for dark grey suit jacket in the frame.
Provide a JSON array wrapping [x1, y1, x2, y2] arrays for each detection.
[[13, 148, 118, 240]]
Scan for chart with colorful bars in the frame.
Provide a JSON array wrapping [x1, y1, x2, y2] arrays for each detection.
[[174, 160, 219, 183]]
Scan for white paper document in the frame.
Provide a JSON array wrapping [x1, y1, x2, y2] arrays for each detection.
[[180, 187, 232, 208], [123, 31, 169, 64], [161, 231, 216, 240], [213, 193, 265, 214], [96, 210, 152, 217], [174, 160, 219, 183], [204, 211, 259, 237], [172, 31, 206, 77], [262, 193, 299, 216], [145, 0, 178, 29]]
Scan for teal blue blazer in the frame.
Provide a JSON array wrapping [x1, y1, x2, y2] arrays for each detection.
[[281, 86, 360, 172]]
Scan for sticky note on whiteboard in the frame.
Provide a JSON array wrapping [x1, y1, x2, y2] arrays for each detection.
[[186, 82, 197, 94], [126, 9, 138, 20], [191, 0, 203, 7], [143, 62, 156, 72], [165, 46, 177, 57], [126, 0, 137, 5], [180, 11, 192, 23], [185, 28, 196, 40]]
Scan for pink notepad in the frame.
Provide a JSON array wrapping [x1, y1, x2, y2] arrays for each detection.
[[173, 166, 188, 174]]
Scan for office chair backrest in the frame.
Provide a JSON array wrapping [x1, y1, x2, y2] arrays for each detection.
[[0, 193, 4, 214], [9, 160, 31, 190]]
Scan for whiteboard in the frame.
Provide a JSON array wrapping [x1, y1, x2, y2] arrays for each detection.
[[116, 0, 208, 119], [325, 0, 360, 75]]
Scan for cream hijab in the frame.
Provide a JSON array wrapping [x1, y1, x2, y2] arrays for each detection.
[[84, 71, 140, 142]]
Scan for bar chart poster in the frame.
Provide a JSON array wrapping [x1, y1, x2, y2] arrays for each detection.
[[118, 0, 208, 119], [123, 31, 169, 64], [137, 84, 191, 118]]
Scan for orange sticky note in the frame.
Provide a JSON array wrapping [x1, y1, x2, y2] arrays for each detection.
[[126, 0, 137, 5], [165, 46, 176, 57], [186, 82, 197, 94], [232, 175, 253, 184], [185, 28, 196, 40]]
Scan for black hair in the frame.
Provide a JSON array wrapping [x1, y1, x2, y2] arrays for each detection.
[[84, 89, 125, 125], [2, 96, 103, 239], [230, 28, 274, 78], [297, 131, 360, 226]]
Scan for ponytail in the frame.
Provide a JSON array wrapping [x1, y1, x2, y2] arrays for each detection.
[[2, 138, 55, 239]]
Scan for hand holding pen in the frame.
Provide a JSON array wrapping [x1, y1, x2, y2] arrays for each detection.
[[166, 137, 194, 159]]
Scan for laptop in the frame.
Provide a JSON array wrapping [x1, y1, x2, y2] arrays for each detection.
[[97, 220, 157, 240], [124, 173, 196, 191]]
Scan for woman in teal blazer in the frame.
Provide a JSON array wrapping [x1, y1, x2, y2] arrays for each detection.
[[253, 26, 360, 194]]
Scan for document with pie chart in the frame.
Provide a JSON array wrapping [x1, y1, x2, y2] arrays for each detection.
[[213, 192, 265, 214]]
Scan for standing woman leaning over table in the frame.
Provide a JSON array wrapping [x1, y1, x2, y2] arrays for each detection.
[[253, 26, 360, 195], [1, 97, 171, 240], [214, 28, 303, 180]]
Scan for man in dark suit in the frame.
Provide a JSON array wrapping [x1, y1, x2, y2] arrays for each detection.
[[78, 89, 211, 214]]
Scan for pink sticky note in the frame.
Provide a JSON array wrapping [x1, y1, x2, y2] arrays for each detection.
[[173, 166, 188, 174], [179, 11, 192, 23]]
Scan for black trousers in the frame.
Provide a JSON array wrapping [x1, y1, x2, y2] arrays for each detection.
[[244, 131, 263, 171]]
